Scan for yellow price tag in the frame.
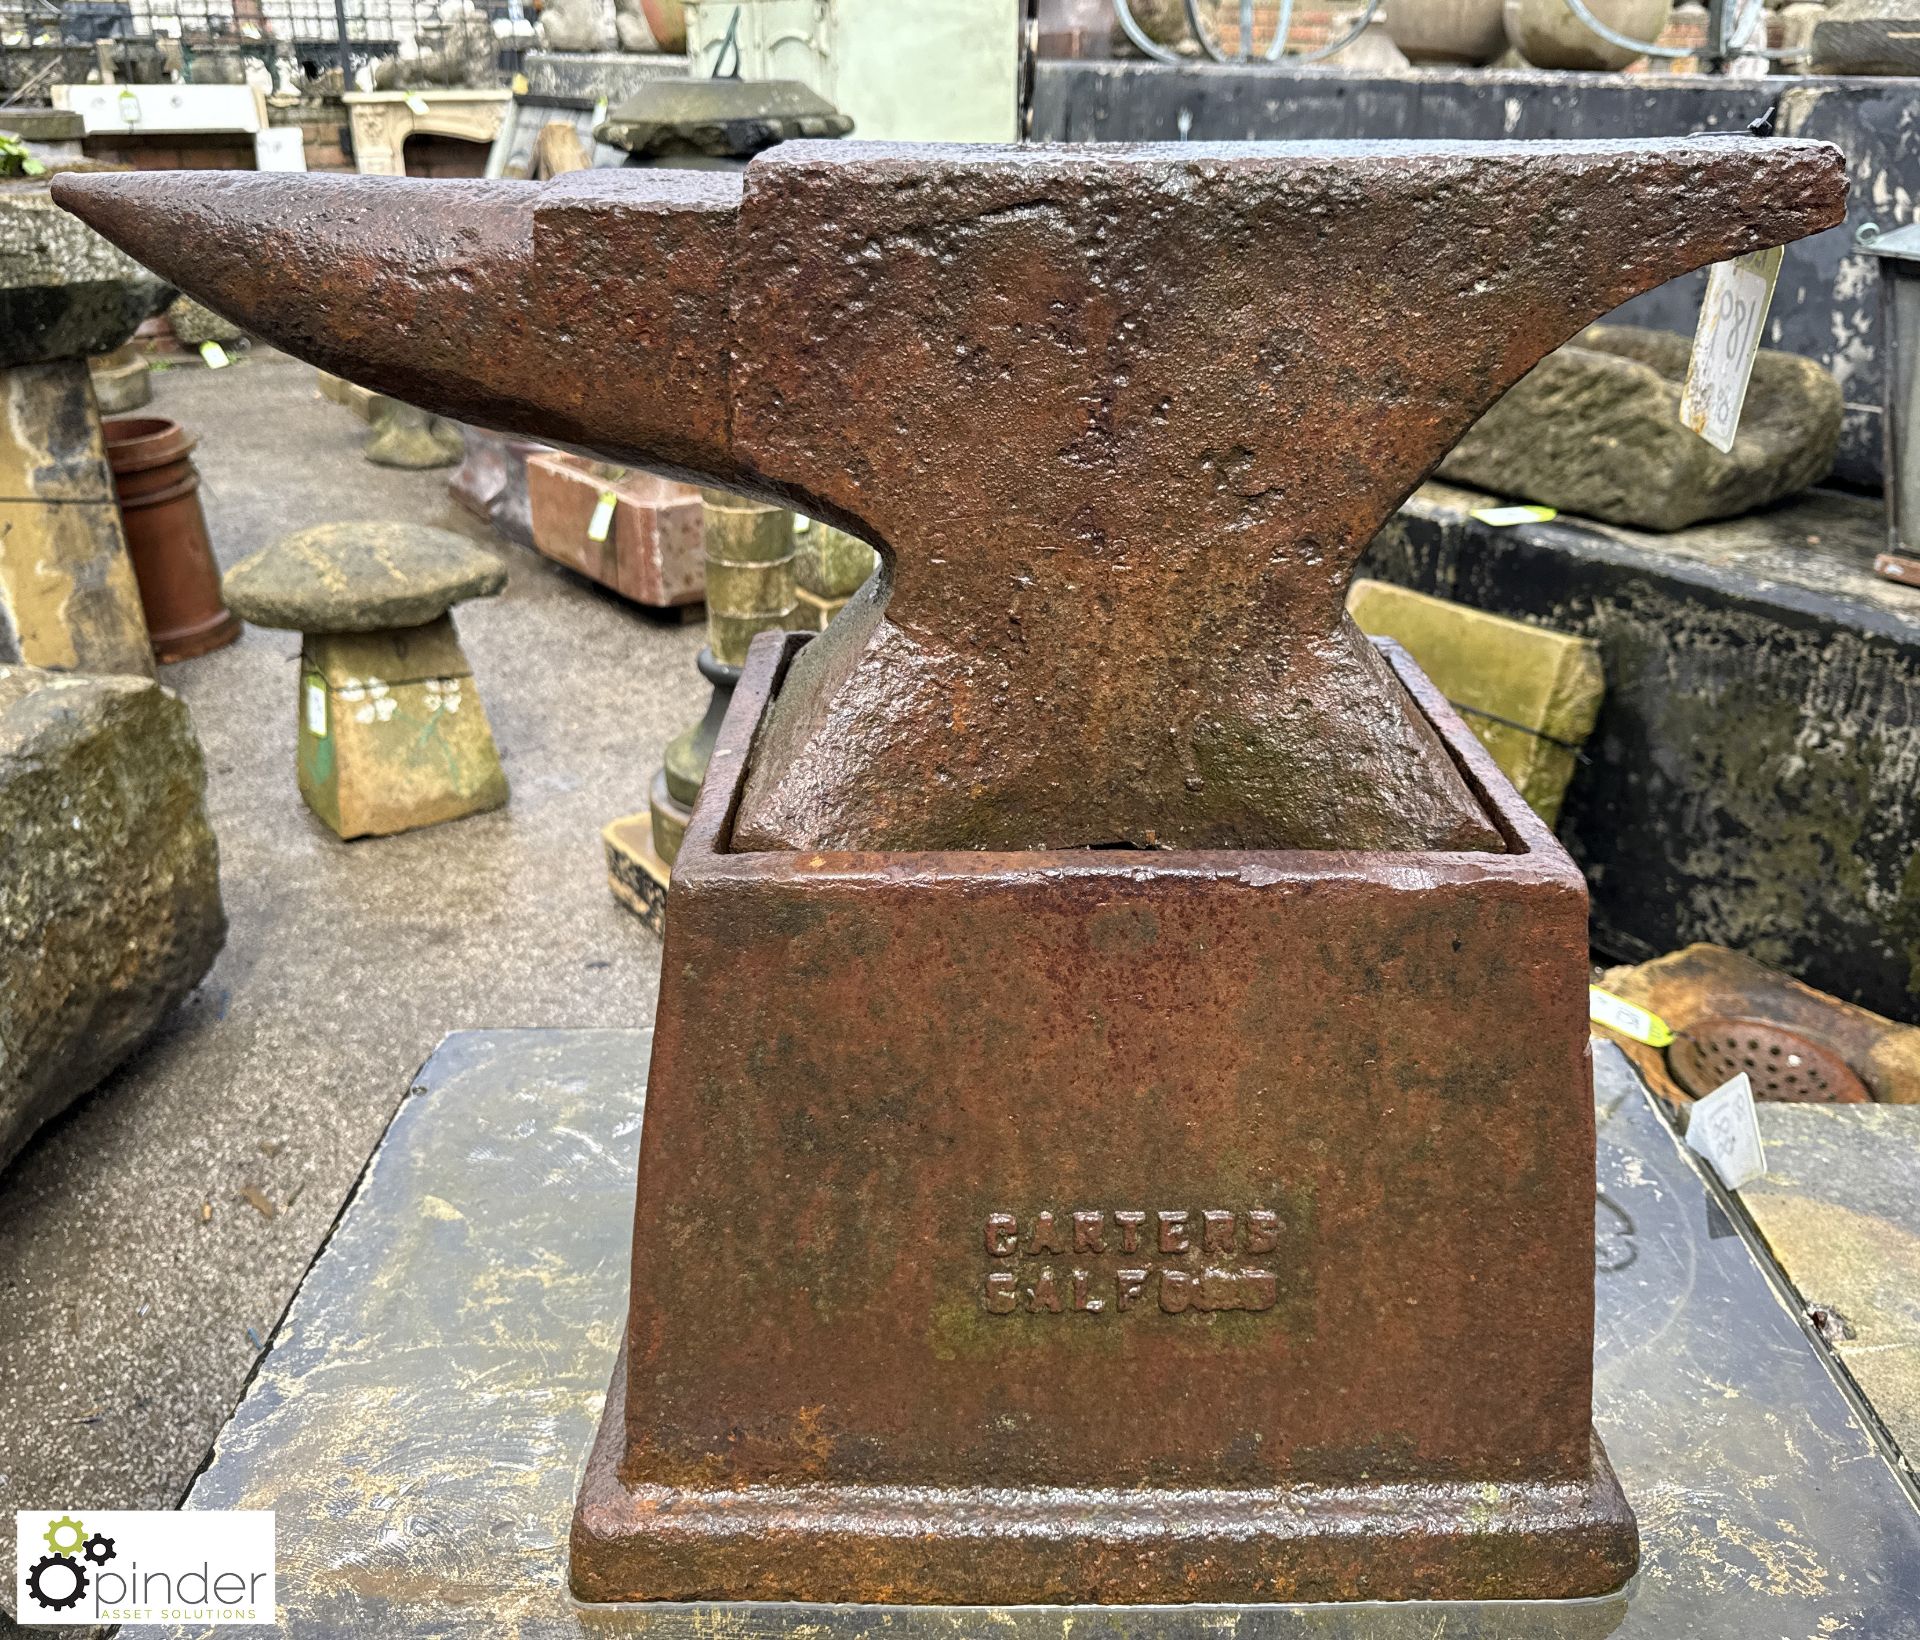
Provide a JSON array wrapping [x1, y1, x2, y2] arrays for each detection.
[[587, 490, 618, 544], [199, 340, 231, 369], [511, 72, 530, 95], [1470, 504, 1558, 527], [1589, 987, 1673, 1048]]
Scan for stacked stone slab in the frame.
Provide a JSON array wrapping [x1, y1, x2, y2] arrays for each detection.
[[0, 666, 225, 1171], [1812, 0, 1920, 71], [0, 170, 174, 675]]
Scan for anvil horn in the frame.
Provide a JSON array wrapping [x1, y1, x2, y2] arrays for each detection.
[[51, 166, 793, 505]]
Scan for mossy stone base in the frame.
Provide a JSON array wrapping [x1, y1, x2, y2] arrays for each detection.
[[297, 616, 507, 839]]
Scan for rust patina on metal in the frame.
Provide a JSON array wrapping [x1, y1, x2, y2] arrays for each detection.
[[52, 139, 1847, 1605], [53, 140, 1845, 854], [564, 631, 1637, 1604]]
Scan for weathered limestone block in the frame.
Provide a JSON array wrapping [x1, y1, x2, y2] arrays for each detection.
[[0, 174, 173, 369], [166, 293, 242, 348], [0, 665, 224, 1171], [1439, 324, 1841, 531], [0, 358, 153, 676], [1811, 0, 1920, 72], [0, 173, 174, 366], [1348, 578, 1603, 827]]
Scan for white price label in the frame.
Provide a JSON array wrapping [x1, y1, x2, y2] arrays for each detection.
[[587, 489, 617, 544], [1589, 986, 1674, 1048], [305, 678, 327, 736], [1685, 1071, 1767, 1191], [1681, 247, 1783, 454], [405, 93, 431, 116], [199, 340, 230, 369]]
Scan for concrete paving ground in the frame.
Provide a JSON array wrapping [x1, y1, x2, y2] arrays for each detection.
[[0, 349, 703, 1595]]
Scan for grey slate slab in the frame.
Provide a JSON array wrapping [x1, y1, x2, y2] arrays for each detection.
[[166, 1033, 1920, 1637], [1744, 1101, 1920, 1486]]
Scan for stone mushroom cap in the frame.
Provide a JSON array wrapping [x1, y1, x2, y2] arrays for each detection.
[[224, 521, 507, 632]]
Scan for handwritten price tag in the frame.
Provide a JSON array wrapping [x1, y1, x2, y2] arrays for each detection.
[[1685, 1071, 1767, 1190], [1681, 247, 1782, 454], [1470, 504, 1558, 527]]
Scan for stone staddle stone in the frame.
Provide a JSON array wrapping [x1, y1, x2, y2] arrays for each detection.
[[364, 399, 465, 470], [223, 522, 506, 633]]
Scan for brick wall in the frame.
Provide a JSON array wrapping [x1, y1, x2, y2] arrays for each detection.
[[80, 132, 257, 169], [268, 98, 354, 171]]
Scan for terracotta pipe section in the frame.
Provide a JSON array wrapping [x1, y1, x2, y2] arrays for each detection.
[[103, 415, 238, 663]]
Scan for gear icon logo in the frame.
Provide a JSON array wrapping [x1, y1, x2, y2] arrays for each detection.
[[25, 1552, 87, 1612], [22, 1516, 112, 1613], [42, 1515, 84, 1555]]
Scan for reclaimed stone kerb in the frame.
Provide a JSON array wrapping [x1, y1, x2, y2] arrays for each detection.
[[49, 140, 1847, 1605]]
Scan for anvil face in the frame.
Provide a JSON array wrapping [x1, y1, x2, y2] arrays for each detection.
[[54, 138, 1846, 853]]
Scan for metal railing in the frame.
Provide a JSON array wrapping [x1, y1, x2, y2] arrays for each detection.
[[1112, 0, 1813, 71], [0, 0, 527, 99]]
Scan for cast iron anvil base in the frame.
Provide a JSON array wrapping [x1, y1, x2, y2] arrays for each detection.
[[570, 633, 1635, 1606]]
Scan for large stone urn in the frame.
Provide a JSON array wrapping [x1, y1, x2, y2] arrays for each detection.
[[1505, 0, 1673, 67], [1385, 0, 1511, 61]]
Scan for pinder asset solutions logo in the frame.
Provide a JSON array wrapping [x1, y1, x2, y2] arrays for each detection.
[[15, 1510, 274, 1626]]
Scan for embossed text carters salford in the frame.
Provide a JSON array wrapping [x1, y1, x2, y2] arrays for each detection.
[[982, 1209, 1282, 1316]]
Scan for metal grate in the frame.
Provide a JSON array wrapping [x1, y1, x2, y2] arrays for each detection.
[[1, 0, 527, 101], [1667, 1017, 1871, 1105]]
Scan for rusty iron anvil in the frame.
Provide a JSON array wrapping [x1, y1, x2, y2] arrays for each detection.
[[56, 143, 1852, 1606], [55, 140, 1845, 853]]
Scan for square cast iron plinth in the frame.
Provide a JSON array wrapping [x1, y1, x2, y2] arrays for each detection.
[[573, 634, 1638, 1606]]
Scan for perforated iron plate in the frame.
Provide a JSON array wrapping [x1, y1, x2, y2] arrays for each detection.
[[1668, 1016, 1870, 1103]]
